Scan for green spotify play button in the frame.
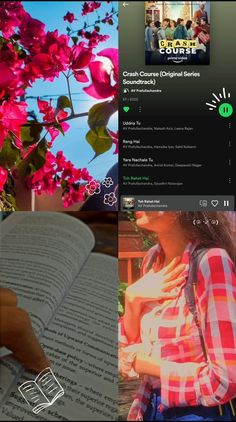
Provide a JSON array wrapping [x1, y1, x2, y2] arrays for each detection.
[[218, 103, 233, 118]]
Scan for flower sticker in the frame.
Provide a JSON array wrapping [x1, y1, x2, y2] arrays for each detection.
[[103, 192, 117, 207], [102, 177, 114, 189], [85, 180, 101, 196]]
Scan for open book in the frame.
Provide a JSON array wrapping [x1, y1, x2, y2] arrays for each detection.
[[18, 368, 64, 414], [0, 213, 117, 421]]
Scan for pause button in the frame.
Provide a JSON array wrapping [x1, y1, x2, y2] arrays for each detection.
[[224, 200, 230, 207], [219, 103, 233, 118]]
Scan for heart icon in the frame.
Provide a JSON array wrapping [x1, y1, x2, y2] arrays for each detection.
[[123, 106, 130, 113], [211, 200, 219, 207]]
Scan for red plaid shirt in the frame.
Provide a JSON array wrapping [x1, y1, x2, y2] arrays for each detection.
[[119, 242, 236, 421]]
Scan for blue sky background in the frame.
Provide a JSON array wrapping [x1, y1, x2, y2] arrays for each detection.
[[22, 1, 118, 181]]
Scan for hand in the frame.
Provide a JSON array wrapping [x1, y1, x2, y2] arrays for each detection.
[[119, 345, 139, 380], [126, 257, 187, 305], [0, 288, 50, 373]]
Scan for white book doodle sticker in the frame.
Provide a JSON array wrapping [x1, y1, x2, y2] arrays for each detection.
[[18, 367, 64, 414]]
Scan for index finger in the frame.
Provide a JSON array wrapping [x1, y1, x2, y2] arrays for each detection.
[[0, 288, 18, 307], [0, 307, 50, 373], [162, 257, 181, 275], [164, 264, 187, 283]]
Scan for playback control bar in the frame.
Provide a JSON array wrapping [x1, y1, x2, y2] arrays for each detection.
[[121, 196, 235, 211]]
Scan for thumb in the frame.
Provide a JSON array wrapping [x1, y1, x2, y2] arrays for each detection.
[[1, 307, 51, 373]]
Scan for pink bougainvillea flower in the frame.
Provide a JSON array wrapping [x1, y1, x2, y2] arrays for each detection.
[[37, 98, 70, 142], [108, 129, 118, 155], [88, 31, 110, 48], [19, 12, 46, 50], [78, 29, 110, 48], [30, 53, 58, 80], [98, 48, 118, 82], [48, 122, 70, 143], [0, 101, 27, 149], [70, 42, 95, 70], [28, 30, 71, 81], [73, 70, 89, 83], [27, 150, 92, 207], [84, 48, 118, 99], [0, 167, 8, 192], [30, 52, 66, 81], [37, 98, 51, 115], [63, 12, 75, 24], [0, 1, 25, 37], [82, 1, 101, 16], [62, 185, 87, 208], [0, 63, 15, 89], [26, 151, 59, 196], [43, 30, 71, 61], [83, 61, 116, 99]]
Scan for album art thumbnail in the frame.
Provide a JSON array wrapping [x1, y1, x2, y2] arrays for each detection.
[[145, 1, 210, 65]]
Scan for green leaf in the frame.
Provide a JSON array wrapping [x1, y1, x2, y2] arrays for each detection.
[[53, 122, 65, 136], [88, 98, 118, 131], [86, 127, 113, 160], [71, 36, 78, 45], [0, 192, 18, 211], [118, 302, 124, 317], [21, 123, 43, 146], [0, 137, 21, 167], [118, 281, 128, 317], [18, 139, 47, 178], [61, 180, 68, 190], [56, 95, 72, 111], [18, 49, 27, 59]]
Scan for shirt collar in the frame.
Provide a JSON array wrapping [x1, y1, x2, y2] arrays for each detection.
[[144, 240, 198, 276]]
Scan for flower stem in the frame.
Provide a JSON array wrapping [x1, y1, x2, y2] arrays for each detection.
[[65, 74, 75, 116]]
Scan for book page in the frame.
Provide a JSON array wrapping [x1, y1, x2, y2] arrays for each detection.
[[0, 212, 95, 402], [0, 254, 118, 421]]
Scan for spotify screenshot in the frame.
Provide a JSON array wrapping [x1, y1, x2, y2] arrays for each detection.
[[119, 1, 236, 211]]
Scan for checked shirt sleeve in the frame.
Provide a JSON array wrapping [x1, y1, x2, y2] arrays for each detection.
[[160, 248, 236, 408]]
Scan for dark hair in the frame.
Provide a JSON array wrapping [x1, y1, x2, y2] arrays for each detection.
[[163, 18, 170, 25], [201, 17, 207, 23], [177, 18, 184, 25], [154, 20, 161, 29], [186, 20, 192, 30], [170, 19, 177, 28], [177, 212, 236, 264], [146, 19, 152, 27]]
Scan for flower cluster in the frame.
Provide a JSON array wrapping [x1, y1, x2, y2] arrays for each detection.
[[77, 29, 110, 48], [63, 12, 76, 24], [82, 2, 101, 16], [0, 1, 118, 210], [0, 100, 27, 148], [37, 98, 70, 143], [26, 150, 93, 208], [84, 48, 118, 100]]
